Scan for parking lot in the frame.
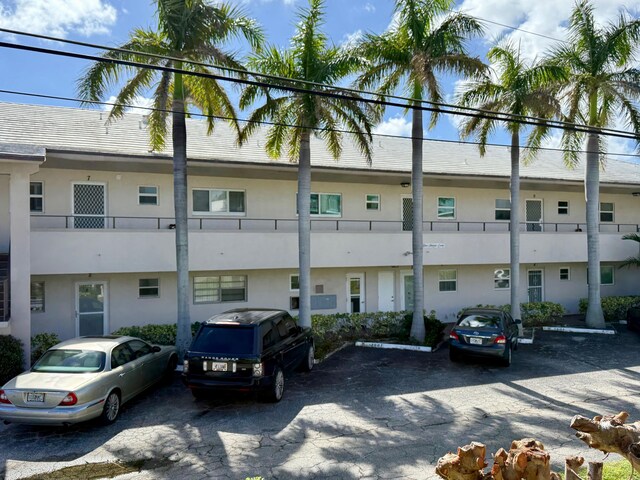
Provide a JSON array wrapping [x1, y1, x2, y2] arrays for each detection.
[[2, 328, 640, 480]]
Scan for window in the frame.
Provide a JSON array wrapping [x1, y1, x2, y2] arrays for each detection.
[[437, 197, 456, 219], [30, 181, 44, 213], [139, 278, 159, 298], [193, 275, 247, 304], [366, 194, 380, 211], [138, 185, 158, 205], [438, 270, 457, 292], [111, 344, 134, 368], [558, 201, 569, 215], [193, 189, 245, 215], [127, 340, 152, 359], [31, 281, 45, 312], [290, 274, 299, 292], [600, 202, 614, 222], [298, 193, 342, 216], [495, 199, 511, 221], [494, 268, 510, 289], [559, 267, 570, 281], [601, 265, 614, 285]]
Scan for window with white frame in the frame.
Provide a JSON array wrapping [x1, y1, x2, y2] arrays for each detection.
[[559, 267, 570, 281], [600, 265, 614, 285], [558, 201, 569, 215], [30, 281, 45, 312], [437, 197, 456, 219], [494, 268, 510, 289], [600, 202, 614, 222], [139, 278, 159, 298], [193, 275, 247, 303], [289, 274, 299, 291], [495, 199, 510, 221], [138, 186, 158, 205], [30, 182, 44, 213], [438, 270, 457, 292], [193, 189, 245, 215], [366, 194, 380, 211], [297, 192, 342, 216]]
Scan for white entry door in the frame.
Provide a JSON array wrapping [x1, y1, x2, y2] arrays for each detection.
[[377, 271, 395, 312], [525, 199, 543, 232], [76, 282, 108, 336], [73, 182, 106, 229], [347, 273, 366, 313], [527, 270, 544, 303]]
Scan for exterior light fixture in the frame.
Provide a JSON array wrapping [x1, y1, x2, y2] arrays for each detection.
[[400, 182, 410, 188]]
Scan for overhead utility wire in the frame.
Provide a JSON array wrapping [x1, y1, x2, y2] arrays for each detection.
[[0, 40, 638, 142], [2, 88, 638, 161], [0, 28, 638, 141]]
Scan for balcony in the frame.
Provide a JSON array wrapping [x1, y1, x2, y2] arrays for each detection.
[[30, 215, 640, 275]]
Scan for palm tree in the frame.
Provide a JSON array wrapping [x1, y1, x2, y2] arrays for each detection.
[[620, 233, 640, 269], [239, 0, 375, 328], [457, 42, 565, 329], [356, 0, 485, 341], [78, 0, 263, 357], [549, 0, 640, 328]]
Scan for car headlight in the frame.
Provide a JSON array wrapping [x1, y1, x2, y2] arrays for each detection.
[[252, 363, 263, 377]]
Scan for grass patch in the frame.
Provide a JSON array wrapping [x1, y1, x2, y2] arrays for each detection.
[[561, 460, 639, 480], [19, 458, 174, 480]]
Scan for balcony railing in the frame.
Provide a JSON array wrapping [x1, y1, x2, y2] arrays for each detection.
[[30, 215, 640, 234]]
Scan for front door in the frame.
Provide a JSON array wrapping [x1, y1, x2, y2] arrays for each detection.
[[525, 199, 543, 232], [377, 271, 395, 312], [527, 270, 544, 303], [76, 282, 107, 336], [347, 274, 365, 313], [401, 272, 414, 311], [73, 182, 106, 229], [402, 196, 413, 231]]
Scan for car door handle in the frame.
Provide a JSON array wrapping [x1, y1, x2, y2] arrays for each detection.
[[119, 373, 126, 377]]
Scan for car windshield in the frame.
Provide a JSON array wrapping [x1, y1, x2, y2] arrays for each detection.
[[191, 326, 255, 355], [458, 314, 502, 329], [32, 349, 106, 373]]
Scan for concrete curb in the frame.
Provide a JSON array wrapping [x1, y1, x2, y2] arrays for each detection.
[[355, 341, 433, 353], [542, 326, 616, 335], [314, 341, 352, 364]]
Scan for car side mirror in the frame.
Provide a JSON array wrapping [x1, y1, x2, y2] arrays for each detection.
[[152, 345, 162, 353], [514, 319, 522, 325]]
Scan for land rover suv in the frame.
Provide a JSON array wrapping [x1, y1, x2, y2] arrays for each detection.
[[182, 308, 314, 402]]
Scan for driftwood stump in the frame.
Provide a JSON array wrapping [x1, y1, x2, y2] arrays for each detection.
[[435, 439, 559, 480], [570, 412, 640, 473]]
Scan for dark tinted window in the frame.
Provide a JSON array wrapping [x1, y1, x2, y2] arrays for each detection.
[[127, 340, 152, 359], [262, 322, 278, 349], [111, 344, 134, 368], [192, 326, 255, 355], [283, 316, 298, 336], [458, 314, 503, 328]]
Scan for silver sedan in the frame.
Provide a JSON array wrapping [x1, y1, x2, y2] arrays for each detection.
[[0, 335, 177, 426]]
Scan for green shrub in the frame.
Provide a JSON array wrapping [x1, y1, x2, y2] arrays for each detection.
[[458, 302, 564, 327], [31, 332, 61, 364], [579, 296, 640, 322], [0, 335, 24, 385], [423, 311, 446, 348], [112, 322, 201, 345]]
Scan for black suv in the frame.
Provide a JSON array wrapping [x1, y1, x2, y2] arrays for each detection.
[[182, 308, 314, 402]]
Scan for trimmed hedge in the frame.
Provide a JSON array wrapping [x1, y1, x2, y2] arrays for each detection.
[[31, 332, 61, 364], [579, 296, 640, 322], [458, 302, 565, 327], [112, 322, 202, 345], [0, 335, 24, 386]]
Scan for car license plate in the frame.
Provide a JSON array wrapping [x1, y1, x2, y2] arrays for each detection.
[[469, 337, 483, 345], [204, 361, 227, 372], [26, 392, 45, 402]]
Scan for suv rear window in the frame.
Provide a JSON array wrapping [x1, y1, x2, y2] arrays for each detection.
[[192, 325, 255, 355], [458, 314, 502, 328]]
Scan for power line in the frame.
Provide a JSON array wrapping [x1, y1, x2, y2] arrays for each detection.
[[470, 15, 568, 44], [1, 28, 639, 142], [1, 88, 638, 162], [0, 39, 638, 142]]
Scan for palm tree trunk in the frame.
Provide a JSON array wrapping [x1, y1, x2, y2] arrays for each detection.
[[410, 106, 425, 341], [173, 69, 192, 358], [298, 130, 312, 328], [510, 131, 522, 334], [585, 132, 605, 327]]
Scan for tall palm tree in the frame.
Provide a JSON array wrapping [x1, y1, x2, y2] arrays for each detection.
[[356, 0, 485, 341], [239, 0, 375, 328], [457, 42, 565, 329], [620, 233, 640, 269], [78, 0, 263, 357], [549, 0, 640, 328]]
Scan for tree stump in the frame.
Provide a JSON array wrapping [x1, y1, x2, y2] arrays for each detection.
[[564, 455, 584, 480], [570, 412, 640, 473], [435, 442, 489, 480]]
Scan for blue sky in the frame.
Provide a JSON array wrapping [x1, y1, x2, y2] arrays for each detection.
[[0, 0, 638, 162]]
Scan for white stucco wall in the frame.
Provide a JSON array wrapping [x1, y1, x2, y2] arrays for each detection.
[[0, 175, 9, 252]]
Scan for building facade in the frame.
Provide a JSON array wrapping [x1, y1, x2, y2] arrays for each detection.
[[1, 102, 639, 361]]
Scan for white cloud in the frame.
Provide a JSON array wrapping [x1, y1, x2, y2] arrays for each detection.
[[373, 115, 412, 137], [364, 2, 375, 13], [341, 29, 362, 48], [0, 0, 117, 38], [103, 95, 154, 113]]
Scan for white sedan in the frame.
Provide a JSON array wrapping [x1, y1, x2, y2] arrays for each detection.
[[0, 335, 177, 426]]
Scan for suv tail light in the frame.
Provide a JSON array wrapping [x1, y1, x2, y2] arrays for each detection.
[[183, 359, 189, 373], [252, 363, 264, 377], [494, 335, 507, 344], [449, 331, 459, 341], [59, 392, 78, 406], [0, 390, 11, 405]]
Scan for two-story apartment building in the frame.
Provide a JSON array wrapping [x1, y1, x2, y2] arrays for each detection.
[[1, 102, 639, 360]]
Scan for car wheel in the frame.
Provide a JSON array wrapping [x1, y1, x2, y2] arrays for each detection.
[[502, 344, 513, 367], [191, 388, 209, 400], [164, 355, 178, 382], [263, 366, 285, 403], [100, 390, 120, 424], [449, 348, 461, 363], [300, 344, 314, 372]]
